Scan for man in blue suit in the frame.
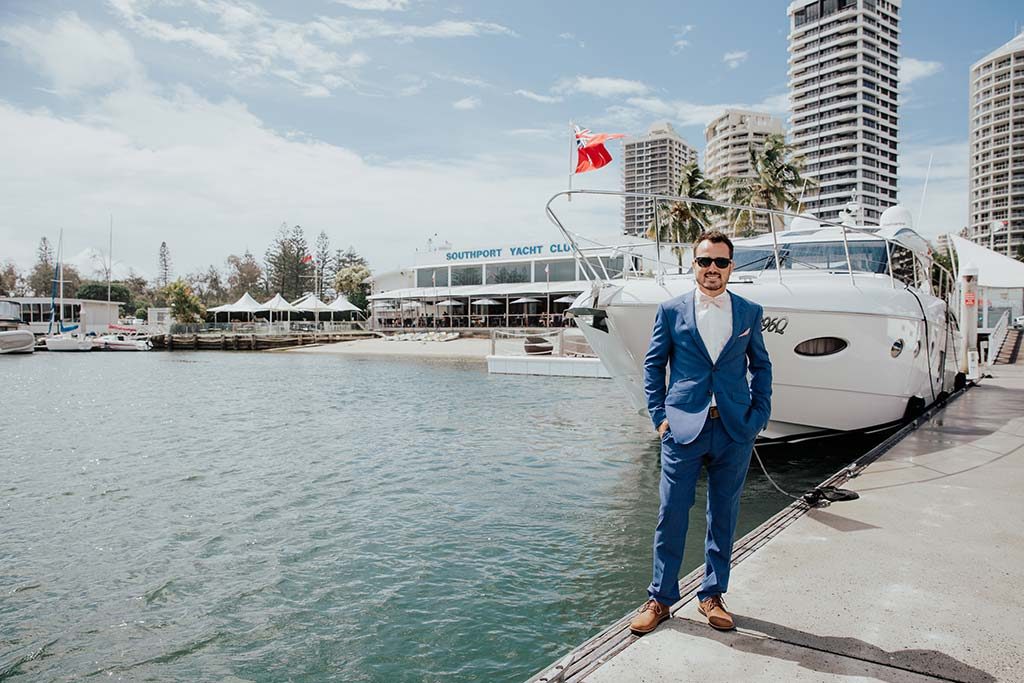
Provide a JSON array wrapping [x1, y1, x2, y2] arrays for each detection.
[[629, 230, 772, 635]]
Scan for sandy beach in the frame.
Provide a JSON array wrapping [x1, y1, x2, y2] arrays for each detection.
[[287, 337, 491, 361]]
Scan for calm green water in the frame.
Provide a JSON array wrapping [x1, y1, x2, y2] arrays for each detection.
[[0, 351, 859, 681]]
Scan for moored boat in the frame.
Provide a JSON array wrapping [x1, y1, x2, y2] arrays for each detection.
[[548, 191, 961, 441]]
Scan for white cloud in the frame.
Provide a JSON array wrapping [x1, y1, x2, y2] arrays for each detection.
[[104, 2, 514, 98], [0, 12, 145, 94], [0, 90, 586, 276], [514, 89, 563, 104], [723, 50, 748, 69], [317, 17, 517, 42], [334, 0, 412, 10], [671, 24, 694, 54], [557, 75, 649, 98], [431, 72, 491, 88], [452, 96, 480, 110], [614, 91, 788, 128], [109, 0, 241, 61], [901, 57, 943, 86], [558, 31, 584, 48]]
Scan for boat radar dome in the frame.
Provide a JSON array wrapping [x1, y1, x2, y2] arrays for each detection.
[[880, 205, 914, 230], [789, 214, 819, 231]]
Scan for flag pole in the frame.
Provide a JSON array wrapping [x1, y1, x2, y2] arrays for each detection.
[[568, 120, 575, 202]]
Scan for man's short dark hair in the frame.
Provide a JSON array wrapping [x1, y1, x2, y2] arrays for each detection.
[[694, 230, 734, 259]]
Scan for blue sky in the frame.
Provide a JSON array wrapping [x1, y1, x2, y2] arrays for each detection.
[[1, 1, 1022, 279]]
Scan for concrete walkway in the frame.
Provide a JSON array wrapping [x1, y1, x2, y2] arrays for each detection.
[[582, 365, 1024, 683]]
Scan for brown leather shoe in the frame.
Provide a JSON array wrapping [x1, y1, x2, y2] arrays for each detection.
[[629, 599, 671, 635], [697, 595, 735, 631]]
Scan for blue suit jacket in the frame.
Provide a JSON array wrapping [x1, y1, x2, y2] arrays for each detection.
[[644, 289, 772, 444]]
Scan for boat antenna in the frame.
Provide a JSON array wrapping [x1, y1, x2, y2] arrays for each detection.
[[917, 153, 933, 229]]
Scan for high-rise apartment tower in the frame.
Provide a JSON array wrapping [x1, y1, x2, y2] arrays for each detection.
[[621, 121, 698, 236], [968, 31, 1024, 258], [787, 0, 901, 224], [704, 109, 786, 235]]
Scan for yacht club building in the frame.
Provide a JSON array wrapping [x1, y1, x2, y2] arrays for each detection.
[[368, 235, 661, 330]]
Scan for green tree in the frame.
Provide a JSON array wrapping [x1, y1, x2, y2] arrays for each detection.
[[1015, 242, 1024, 263], [186, 266, 228, 306], [264, 223, 312, 301], [333, 264, 371, 311], [645, 163, 726, 272], [724, 134, 815, 236], [162, 279, 205, 323], [226, 250, 265, 300], [157, 241, 172, 288], [0, 261, 21, 296], [28, 236, 56, 295], [314, 230, 331, 299], [76, 281, 133, 306]]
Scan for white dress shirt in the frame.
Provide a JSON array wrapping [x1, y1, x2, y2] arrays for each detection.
[[695, 289, 732, 406]]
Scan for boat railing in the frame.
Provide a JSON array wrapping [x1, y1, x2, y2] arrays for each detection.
[[546, 189, 954, 302]]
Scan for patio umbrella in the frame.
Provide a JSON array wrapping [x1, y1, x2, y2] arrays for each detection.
[[510, 297, 541, 304], [554, 295, 579, 303], [293, 294, 333, 331], [328, 296, 362, 313], [262, 293, 299, 328], [434, 300, 463, 307], [471, 298, 501, 306]]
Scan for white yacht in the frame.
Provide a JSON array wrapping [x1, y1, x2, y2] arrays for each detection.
[[0, 300, 34, 354], [549, 191, 960, 441]]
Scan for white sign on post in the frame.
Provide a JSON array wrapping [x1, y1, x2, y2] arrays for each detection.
[[967, 350, 980, 380]]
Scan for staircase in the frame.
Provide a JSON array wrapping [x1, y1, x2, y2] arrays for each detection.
[[994, 328, 1021, 365]]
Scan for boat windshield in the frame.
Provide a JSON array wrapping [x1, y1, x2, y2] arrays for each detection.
[[733, 241, 889, 274]]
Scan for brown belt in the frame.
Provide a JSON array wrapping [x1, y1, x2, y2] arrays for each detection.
[[709, 406, 720, 419]]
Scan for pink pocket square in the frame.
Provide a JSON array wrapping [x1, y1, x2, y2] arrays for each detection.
[[738, 328, 750, 338]]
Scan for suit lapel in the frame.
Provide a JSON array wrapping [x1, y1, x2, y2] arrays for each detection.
[[680, 289, 713, 364], [718, 291, 744, 360]]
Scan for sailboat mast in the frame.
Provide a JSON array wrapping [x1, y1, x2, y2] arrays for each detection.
[[108, 215, 113, 304], [58, 230, 65, 328]]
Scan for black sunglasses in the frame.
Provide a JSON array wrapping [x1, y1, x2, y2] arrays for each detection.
[[694, 256, 732, 268]]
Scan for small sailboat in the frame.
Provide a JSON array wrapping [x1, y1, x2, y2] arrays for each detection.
[[44, 230, 93, 352]]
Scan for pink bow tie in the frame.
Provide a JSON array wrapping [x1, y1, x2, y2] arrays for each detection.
[[698, 293, 723, 309]]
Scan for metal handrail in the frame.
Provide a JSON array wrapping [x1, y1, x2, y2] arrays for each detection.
[[987, 310, 1011, 365]]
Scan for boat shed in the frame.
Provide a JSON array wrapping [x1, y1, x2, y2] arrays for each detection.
[[11, 297, 122, 336]]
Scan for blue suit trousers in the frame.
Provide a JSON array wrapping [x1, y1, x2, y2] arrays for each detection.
[[648, 415, 754, 605]]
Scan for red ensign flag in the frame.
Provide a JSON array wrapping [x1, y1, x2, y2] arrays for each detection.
[[574, 125, 625, 174]]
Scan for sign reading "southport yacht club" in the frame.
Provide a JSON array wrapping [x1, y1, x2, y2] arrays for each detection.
[[444, 243, 574, 261]]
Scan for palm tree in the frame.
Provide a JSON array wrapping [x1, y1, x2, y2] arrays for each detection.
[[645, 163, 726, 273], [724, 134, 816, 236]]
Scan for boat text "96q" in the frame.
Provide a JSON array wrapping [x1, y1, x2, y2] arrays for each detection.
[[761, 316, 788, 335]]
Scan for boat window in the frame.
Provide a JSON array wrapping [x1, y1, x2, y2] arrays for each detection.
[[583, 255, 624, 279], [486, 261, 531, 284], [795, 337, 848, 356], [779, 242, 889, 273], [889, 244, 916, 286], [733, 248, 776, 272]]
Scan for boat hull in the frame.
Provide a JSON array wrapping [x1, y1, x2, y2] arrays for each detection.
[[98, 335, 151, 351], [0, 330, 35, 354], [44, 335, 94, 352], [573, 273, 955, 440]]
